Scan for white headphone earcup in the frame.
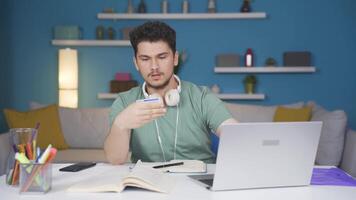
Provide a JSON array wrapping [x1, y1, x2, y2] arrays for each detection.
[[165, 89, 180, 106]]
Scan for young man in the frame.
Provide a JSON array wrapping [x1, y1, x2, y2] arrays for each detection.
[[104, 21, 236, 165]]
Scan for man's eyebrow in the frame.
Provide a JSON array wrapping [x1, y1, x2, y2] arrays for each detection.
[[138, 52, 169, 58], [138, 54, 150, 58], [157, 52, 169, 57]]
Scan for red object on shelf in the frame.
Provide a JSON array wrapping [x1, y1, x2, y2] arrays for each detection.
[[245, 48, 254, 67], [115, 73, 131, 81]]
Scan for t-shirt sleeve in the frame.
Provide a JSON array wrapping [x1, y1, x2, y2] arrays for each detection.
[[201, 87, 233, 133], [109, 95, 126, 127]]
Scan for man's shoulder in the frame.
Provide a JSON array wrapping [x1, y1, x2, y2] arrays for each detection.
[[182, 80, 211, 96]]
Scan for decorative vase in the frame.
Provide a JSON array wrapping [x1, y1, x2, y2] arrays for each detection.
[[96, 25, 105, 40], [265, 57, 277, 67], [182, 0, 189, 13], [138, 0, 147, 13], [161, 0, 169, 13], [208, 0, 216, 13], [240, 0, 251, 13], [244, 83, 255, 94], [127, 0, 134, 13], [107, 27, 116, 40], [211, 84, 220, 94]]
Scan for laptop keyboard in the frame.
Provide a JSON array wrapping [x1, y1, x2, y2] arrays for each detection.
[[188, 174, 214, 187], [199, 178, 214, 187]]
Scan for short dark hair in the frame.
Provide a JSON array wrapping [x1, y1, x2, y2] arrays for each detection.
[[129, 21, 176, 56]]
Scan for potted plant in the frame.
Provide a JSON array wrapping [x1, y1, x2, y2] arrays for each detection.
[[243, 75, 257, 94], [240, 0, 252, 13], [174, 50, 188, 75], [265, 57, 277, 67]]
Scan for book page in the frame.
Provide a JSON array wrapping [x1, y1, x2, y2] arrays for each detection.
[[67, 162, 176, 193], [67, 170, 125, 193], [141, 160, 207, 173], [124, 161, 176, 193]]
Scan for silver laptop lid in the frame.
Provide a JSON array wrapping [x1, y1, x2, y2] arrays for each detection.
[[212, 121, 322, 191]]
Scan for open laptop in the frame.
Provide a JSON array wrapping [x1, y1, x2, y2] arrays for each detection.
[[189, 121, 322, 191]]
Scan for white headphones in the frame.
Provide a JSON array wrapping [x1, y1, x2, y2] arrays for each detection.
[[142, 75, 181, 106], [141, 75, 181, 162]]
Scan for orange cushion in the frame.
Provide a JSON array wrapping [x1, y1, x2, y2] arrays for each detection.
[[273, 106, 312, 122], [4, 104, 68, 149]]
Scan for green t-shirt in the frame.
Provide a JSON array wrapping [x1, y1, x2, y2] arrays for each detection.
[[109, 81, 232, 163]]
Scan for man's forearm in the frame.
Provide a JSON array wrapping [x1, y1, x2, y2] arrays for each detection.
[[104, 100, 166, 164], [216, 118, 238, 137], [104, 122, 131, 165]]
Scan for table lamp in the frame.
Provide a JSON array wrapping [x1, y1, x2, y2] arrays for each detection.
[[58, 48, 78, 108]]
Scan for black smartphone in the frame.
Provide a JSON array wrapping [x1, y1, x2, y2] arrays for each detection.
[[59, 162, 96, 172]]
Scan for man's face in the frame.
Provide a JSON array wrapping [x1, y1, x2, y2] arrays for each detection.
[[134, 40, 178, 90]]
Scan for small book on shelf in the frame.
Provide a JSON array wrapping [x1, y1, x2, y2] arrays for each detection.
[[67, 161, 175, 193]]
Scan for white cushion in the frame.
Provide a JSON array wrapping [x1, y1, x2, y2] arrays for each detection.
[[225, 102, 304, 122], [54, 149, 108, 163], [308, 101, 347, 166], [341, 129, 356, 177], [30, 102, 110, 149]]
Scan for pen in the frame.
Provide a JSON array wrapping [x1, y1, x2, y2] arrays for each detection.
[[25, 143, 33, 160], [32, 140, 37, 160], [6, 169, 13, 184], [15, 152, 30, 164], [11, 162, 19, 185], [17, 144, 25, 153], [38, 144, 52, 164], [36, 147, 41, 160], [153, 162, 184, 169], [12, 144, 18, 153]]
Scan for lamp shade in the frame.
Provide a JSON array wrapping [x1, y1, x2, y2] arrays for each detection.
[[59, 90, 78, 108], [58, 48, 78, 108], [59, 48, 78, 89]]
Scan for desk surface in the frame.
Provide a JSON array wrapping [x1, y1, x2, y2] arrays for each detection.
[[1, 163, 356, 200]]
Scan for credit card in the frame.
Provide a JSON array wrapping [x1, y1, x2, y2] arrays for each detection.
[[136, 97, 161, 103]]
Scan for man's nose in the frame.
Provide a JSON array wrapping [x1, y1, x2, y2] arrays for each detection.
[[151, 58, 159, 69]]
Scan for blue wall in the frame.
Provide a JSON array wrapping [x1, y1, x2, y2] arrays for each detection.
[[0, 0, 11, 133], [4, 0, 356, 130]]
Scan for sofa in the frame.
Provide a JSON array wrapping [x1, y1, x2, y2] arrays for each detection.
[[1, 101, 355, 178]]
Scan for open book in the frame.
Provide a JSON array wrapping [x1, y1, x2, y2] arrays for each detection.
[[67, 161, 176, 193], [141, 160, 207, 173]]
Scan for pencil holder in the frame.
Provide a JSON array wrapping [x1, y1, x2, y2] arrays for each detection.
[[5, 128, 38, 186], [19, 163, 52, 194]]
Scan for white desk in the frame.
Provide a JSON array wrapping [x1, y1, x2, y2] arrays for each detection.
[[1, 163, 356, 200]]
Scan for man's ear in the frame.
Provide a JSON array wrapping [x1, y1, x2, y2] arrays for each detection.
[[174, 51, 179, 67], [133, 56, 139, 71]]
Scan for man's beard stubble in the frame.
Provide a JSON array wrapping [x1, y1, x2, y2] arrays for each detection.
[[145, 72, 172, 90]]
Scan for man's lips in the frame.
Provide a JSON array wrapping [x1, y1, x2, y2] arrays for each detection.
[[149, 73, 162, 80]]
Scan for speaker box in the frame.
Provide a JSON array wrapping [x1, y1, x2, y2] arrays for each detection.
[[216, 54, 240, 67], [283, 51, 311, 66], [110, 80, 138, 93], [53, 26, 82, 40]]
